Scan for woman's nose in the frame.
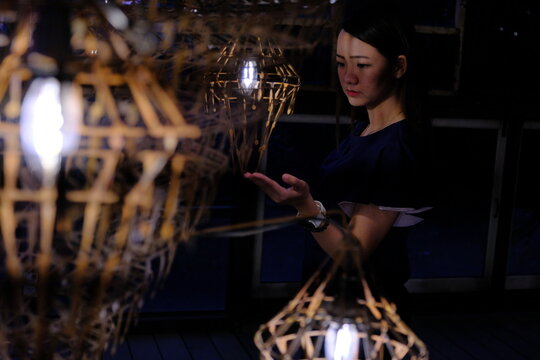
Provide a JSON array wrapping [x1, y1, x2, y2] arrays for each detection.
[[343, 68, 358, 84]]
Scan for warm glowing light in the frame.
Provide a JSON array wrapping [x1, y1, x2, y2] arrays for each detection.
[[325, 321, 359, 360], [99, 1, 129, 31], [238, 59, 258, 94], [20, 77, 80, 175]]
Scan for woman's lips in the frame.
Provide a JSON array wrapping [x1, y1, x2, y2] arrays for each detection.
[[346, 90, 360, 96]]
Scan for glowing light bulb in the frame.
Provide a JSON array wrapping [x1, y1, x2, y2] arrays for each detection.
[[20, 77, 81, 177], [238, 59, 259, 94], [325, 321, 359, 360], [99, 1, 129, 31]]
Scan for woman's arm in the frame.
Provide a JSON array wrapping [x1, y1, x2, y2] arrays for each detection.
[[299, 203, 399, 261], [346, 204, 399, 259], [244, 172, 399, 260]]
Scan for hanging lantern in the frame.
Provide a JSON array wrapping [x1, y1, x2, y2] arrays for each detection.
[[0, 1, 229, 359], [110, 1, 336, 175], [254, 234, 429, 360], [205, 35, 300, 173]]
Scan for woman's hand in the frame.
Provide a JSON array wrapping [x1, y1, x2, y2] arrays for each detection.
[[244, 172, 319, 215]]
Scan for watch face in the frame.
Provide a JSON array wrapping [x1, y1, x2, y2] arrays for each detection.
[[308, 219, 324, 227], [314, 200, 326, 214], [303, 216, 329, 232]]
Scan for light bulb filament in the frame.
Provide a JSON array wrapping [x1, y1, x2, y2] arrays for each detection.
[[238, 59, 258, 94]]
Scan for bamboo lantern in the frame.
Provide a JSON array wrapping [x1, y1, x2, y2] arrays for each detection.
[[205, 36, 300, 173], [112, 0, 336, 174], [0, 2, 224, 359], [254, 235, 429, 360]]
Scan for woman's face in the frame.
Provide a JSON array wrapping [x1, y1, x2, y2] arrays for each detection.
[[336, 30, 399, 108]]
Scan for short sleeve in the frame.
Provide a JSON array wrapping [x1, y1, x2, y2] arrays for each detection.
[[368, 140, 429, 208]]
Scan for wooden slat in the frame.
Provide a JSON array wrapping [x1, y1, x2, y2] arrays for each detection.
[[415, 314, 532, 360], [233, 328, 260, 360], [464, 314, 535, 359], [423, 347, 450, 360], [155, 333, 193, 360], [181, 332, 222, 360], [432, 330, 491, 359], [462, 324, 527, 360], [103, 340, 133, 360], [456, 312, 538, 359], [411, 334, 451, 360], [411, 320, 473, 360], [507, 316, 540, 337], [209, 331, 252, 360], [115, 309, 539, 360], [127, 334, 163, 360], [483, 324, 536, 359], [500, 320, 540, 354]]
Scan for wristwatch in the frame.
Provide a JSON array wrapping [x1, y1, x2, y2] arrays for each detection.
[[301, 200, 329, 232]]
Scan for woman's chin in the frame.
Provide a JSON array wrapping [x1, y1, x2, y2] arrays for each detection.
[[346, 97, 367, 107]]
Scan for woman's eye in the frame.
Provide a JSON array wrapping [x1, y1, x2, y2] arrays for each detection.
[[357, 64, 370, 68], [336, 62, 344, 68]]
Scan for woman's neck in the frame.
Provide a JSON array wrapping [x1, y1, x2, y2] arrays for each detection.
[[363, 95, 405, 135]]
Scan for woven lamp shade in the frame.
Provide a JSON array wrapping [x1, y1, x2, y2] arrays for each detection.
[[112, 0, 336, 174], [0, 2, 225, 359], [205, 36, 300, 173], [255, 235, 429, 360]]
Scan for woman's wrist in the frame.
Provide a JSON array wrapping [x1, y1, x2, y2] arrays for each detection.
[[295, 198, 321, 217], [298, 200, 329, 232]]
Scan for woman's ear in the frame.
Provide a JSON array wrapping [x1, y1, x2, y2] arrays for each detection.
[[394, 55, 407, 79]]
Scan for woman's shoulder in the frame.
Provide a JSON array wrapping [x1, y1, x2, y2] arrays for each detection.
[[380, 119, 428, 151], [367, 119, 416, 154]]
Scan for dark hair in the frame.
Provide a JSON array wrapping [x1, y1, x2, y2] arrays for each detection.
[[341, 3, 428, 129]]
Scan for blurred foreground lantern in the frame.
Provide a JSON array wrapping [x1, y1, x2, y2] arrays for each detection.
[[254, 233, 429, 360], [0, 2, 228, 359], [205, 36, 300, 173]]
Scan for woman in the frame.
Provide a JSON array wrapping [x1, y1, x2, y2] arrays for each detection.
[[245, 7, 432, 318]]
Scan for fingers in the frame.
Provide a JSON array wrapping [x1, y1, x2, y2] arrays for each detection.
[[245, 172, 276, 188], [244, 172, 285, 199], [244, 172, 267, 181], [244, 172, 311, 206], [282, 173, 308, 192], [282, 173, 299, 186]]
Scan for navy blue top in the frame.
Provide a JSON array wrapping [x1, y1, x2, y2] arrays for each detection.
[[317, 119, 431, 210], [305, 119, 432, 318]]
